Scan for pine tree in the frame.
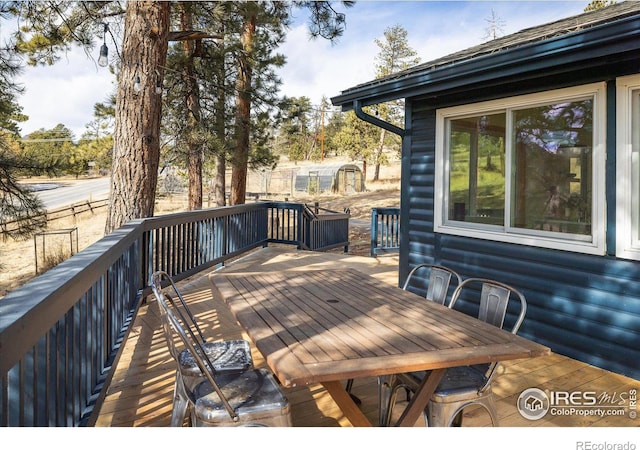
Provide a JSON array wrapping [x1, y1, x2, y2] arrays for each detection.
[[371, 25, 420, 181], [0, 3, 48, 241], [8, 1, 354, 231], [584, 1, 616, 12]]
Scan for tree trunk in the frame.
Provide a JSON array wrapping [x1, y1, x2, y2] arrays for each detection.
[[373, 128, 386, 181], [105, 2, 169, 234], [181, 2, 203, 210], [214, 154, 226, 206], [230, 8, 256, 205], [214, 47, 227, 207]]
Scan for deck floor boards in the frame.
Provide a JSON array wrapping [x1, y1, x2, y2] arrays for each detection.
[[94, 248, 639, 427]]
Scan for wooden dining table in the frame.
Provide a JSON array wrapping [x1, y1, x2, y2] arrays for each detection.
[[209, 268, 551, 427]]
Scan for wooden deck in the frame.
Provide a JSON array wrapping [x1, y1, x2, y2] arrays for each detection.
[[94, 247, 639, 428]]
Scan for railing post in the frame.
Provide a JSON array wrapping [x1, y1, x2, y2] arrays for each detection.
[[302, 206, 308, 249], [371, 208, 379, 257]]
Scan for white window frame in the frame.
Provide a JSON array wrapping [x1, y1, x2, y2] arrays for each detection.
[[434, 83, 607, 255], [616, 75, 640, 260]]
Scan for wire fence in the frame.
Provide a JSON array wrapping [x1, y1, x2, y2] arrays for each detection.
[[0, 199, 109, 237]]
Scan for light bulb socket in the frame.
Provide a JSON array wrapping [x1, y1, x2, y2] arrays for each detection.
[[154, 69, 163, 95], [133, 75, 142, 93]]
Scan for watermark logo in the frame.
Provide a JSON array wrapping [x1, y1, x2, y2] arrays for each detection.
[[517, 387, 550, 420], [517, 387, 638, 420], [576, 442, 636, 450]]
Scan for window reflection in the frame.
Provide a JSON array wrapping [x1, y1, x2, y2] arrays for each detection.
[[448, 113, 506, 225], [512, 100, 592, 235]]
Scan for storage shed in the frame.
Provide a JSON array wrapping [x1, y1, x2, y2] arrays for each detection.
[[332, 2, 640, 380], [294, 163, 365, 194]]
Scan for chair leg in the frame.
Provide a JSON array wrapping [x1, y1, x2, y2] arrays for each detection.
[[378, 374, 413, 427], [451, 410, 463, 427], [427, 395, 500, 427], [345, 378, 353, 392], [345, 378, 362, 406], [484, 393, 499, 426], [377, 375, 394, 426], [170, 371, 189, 427], [427, 401, 461, 427]]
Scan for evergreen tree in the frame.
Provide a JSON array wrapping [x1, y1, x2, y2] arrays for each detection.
[[371, 25, 419, 180], [8, 1, 354, 231], [0, 134, 50, 240], [0, 4, 48, 240], [20, 124, 75, 175], [584, 1, 616, 12], [321, 103, 345, 159], [78, 99, 115, 174], [278, 96, 315, 163], [331, 110, 379, 179]]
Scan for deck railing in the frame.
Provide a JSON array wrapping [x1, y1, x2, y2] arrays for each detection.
[[301, 203, 350, 253], [0, 201, 349, 427], [370, 207, 401, 257]]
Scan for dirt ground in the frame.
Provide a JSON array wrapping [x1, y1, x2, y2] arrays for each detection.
[[0, 170, 400, 299]]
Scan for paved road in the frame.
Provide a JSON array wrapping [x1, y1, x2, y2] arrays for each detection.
[[28, 178, 110, 210]]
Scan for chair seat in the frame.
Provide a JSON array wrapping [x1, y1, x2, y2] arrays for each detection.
[[395, 364, 490, 401], [192, 369, 291, 426], [431, 365, 490, 401], [178, 340, 253, 376]]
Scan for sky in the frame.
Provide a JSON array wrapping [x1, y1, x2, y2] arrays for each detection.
[[12, 1, 590, 140]]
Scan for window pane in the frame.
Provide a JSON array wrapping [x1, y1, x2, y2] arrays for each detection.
[[448, 113, 506, 225], [512, 99, 593, 235]]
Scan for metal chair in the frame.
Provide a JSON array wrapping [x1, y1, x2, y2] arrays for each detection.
[[402, 263, 463, 305], [149, 270, 254, 426], [154, 286, 291, 426], [377, 264, 462, 426], [385, 277, 527, 426]]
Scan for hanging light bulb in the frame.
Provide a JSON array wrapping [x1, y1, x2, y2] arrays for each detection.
[[98, 23, 109, 67], [133, 75, 142, 93], [98, 43, 108, 67]]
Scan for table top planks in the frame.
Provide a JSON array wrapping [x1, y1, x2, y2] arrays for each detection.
[[210, 269, 550, 388]]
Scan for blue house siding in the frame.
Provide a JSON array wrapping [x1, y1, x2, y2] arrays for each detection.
[[333, 3, 640, 380], [401, 99, 640, 380]]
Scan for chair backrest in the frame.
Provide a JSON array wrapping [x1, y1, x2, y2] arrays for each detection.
[[402, 264, 462, 306], [448, 277, 527, 334], [153, 280, 239, 421], [448, 277, 527, 392], [150, 270, 207, 344]]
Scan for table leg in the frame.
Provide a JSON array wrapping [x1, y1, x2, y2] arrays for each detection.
[[321, 380, 373, 427], [394, 368, 446, 427]]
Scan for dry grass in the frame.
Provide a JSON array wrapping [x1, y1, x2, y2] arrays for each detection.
[[0, 169, 400, 299], [0, 203, 108, 298]]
